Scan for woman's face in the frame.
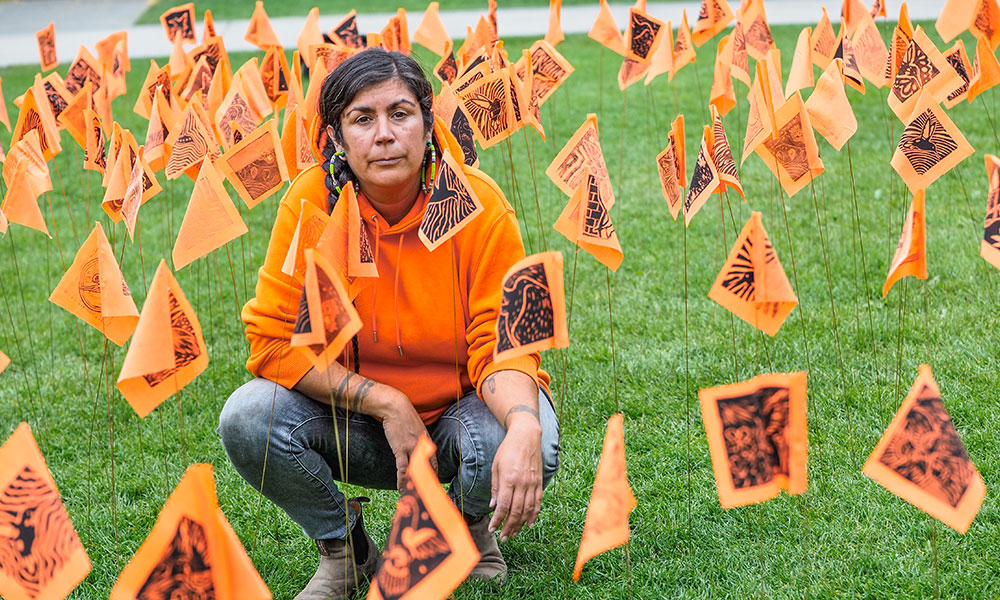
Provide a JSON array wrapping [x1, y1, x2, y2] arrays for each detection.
[[335, 78, 430, 202]]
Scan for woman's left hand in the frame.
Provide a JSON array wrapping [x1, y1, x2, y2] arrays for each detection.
[[488, 406, 544, 541]]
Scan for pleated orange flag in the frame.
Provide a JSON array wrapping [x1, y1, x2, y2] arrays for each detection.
[[49, 221, 139, 345], [709, 211, 798, 335], [891, 89, 973, 193], [217, 119, 288, 209], [418, 144, 484, 252], [981, 154, 1000, 269], [888, 27, 961, 122], [786, 27, 814, 98], [166, 100, 220, 180], [756, 92, 824, 198], [968, 36, 1000, 101], [864, 365, 986, 534], [297, 7, 323, 69], [245, 1, 281, 50], [12, 84, 61, 161], [971, 0, 1000, 50], [494, 251, 568, 363], [1, 131, 51, 236], [117, 259, 208, 418], [554, 170, 624, 271], [589, 0, 626, 56], [572, 413, 636, 582], [414, 1, 451, 57], [670, 10, 697, 81], [110, 464, 271, 600], [281, 199, 330, 281], [699, 372, 808, 508], [290, 248, 363, 371], [260, 49, 292, 112], [173, 159, 248, 270], [684, 131, 720, 226], [0, 423, 91, 600], [692, 0, 735, 47], [742, 0, 774, 61], [311, 182, 379, 302], [852, 11, 888, 88], [656, 127, 684, 219], [943, 40, 973, 108], [810, 7, 837, 70], [36, 22, 58, 72], [160, 3, 196, 43], [366, 436, 478, 600], [835, 28, 867, 94], [458, 70, 517, 149], [806, 58, 857, 151], [545, 0, 564, 47], [709, 34, 736, 114], [708, 105, 743, 197], [882, 190, 927, 296], [547, 114, 615, 209]]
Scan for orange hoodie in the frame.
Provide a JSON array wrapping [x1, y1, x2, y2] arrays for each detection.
[[242, 123, 550, 424]]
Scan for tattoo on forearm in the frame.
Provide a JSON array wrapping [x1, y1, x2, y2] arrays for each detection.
[[329, 373, 375, 413], [503, 404, 540, 428], [485, 375, 497, 394]]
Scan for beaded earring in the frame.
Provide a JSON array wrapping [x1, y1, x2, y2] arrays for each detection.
[[420, 140, 437, 193], [329, 150, 347, 195]]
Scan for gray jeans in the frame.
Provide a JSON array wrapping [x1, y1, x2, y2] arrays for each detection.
[[218, 377, 561, 540]]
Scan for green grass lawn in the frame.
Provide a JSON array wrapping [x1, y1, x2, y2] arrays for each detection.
[[2, 19, 999, 599]]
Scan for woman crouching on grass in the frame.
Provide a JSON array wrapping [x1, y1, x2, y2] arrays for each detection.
[[218, 47, 561, 599]]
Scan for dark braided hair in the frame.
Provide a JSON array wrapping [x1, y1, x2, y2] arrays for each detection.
[[316, 47, 435, 213]]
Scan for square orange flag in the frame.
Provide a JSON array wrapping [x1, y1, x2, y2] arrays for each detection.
[[173, 158, 248, 270], [50, 221, 139, 345], [742, 0, 775, 60], [806, 58, 857, 151], [434, 40, 459, 85], [117, 259, 208, 418], [811, 8, 837, 69], [967, 36, 1000, 101], [573, 413, 636, 582], [217, 118, 288, 209], [2, 130, 51, 236], [160, 3, 196, 43], [785, 27, 814, 99], [755, 92, 824, 198], [883, 189, 927, 296], [0, 423, 91, 600], [891, 88, 973, 193], [110, 464, 271, 600], [367, 436, 479, 600], [625, 8, 665, 64], [64, 45, 102, 96], [683, 131, 720, 226], [520, 40, 574, 109], [457, 69, 517, 149], [730, 20, 750, 87], [888, 27, 961, 122], [852, 12, 888, 88], [589, 0, 626, 55], [642, 18, 673, 86], [936, 0, 974, 43], [554, 170, 624, 271], [290, 248, 363, 372], [692, 0, 735, 47], [494, 251, 568, 363], [982, 154, 1000, 269], [709, 211, 798, 336], [863, 365, 986, 533], [35, 22, 58, 72], [418, 144, 484, 251], [433, 84, 479, 168], [699, 372, 808, 509], [547, 114, 615, 209]]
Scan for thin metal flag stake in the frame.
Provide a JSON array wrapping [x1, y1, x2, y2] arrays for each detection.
[[845, 140, 879, 371]]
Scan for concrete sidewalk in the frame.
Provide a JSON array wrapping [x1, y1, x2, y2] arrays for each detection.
[[0, 1, 945, 68]]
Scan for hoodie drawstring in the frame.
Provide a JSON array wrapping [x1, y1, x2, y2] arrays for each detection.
[[393, 233, 405, 355], [370, 215, 381, 342]]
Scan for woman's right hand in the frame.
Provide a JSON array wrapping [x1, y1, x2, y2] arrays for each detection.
[[378, 392, 434, 490]]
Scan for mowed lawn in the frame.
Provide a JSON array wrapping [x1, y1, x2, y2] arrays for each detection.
[[1, 18, 999, 599]]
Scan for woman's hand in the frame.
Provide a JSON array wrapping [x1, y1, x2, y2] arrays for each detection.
[[489, 415, 543, 541], [379, 392, 434, 490]]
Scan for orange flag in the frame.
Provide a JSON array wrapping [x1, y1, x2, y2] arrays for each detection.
[[0, 349, 8, 374], [882, 190, 927, 296], [943, 40, 973, 108], [730, 20, 750, 87], [554, 170, 624, 271], [709, 34, 736, 114], [290, 248, 363, 371], [885, 21, 913, 88], [625, 7, 665, 65], [755, 92, 824, 198], [670, 10, 697, 80], [656, 132, 684, 219], [0, 77, 10, 131], [519, 40, 574, 108], [786, 27, 814, 98], [434, 40, 459, 85], [281, 199, 330, 281], [684, 132, 720, 226], [166, 100, 220, 180], [806, 59, 858, 151], [0, 423, 91, 600], [1, 131, 51, 236], [168, 33, 192, 84], [102, 37, 130, 100], [49, 221, 139, 345], [671, 114, 686, 188], [12, 85, 61, 161], [852, 12, 888, 88], [297, 7, 323, 69], [891, 89, 973, 193], [545, 0, 564, 47], [810, 8, 837, 70], [110, 464, 271, 599], [380, 9, 412, 55], [63, 45, 103, 97], [871, 0, 888, 18], [982, 154, 1000, 269], [367, 436, 478, 600], [692, 0, 735, 47], [134, 59, 172, 122], [457, 69, 517, 149], [173, 159, 248, 270], [642, 19, 673, 85], [145, 85, 174, 172], [888, 27, 961, 122], [101, 129, 161, 222], [863, 365, 986, 534], [35, 22, 58, 72], [699, 372, 808, 508], [234, 59, 274, 120], [841, 0, 870, 36], [742, 0, 774, 60], [589, 0, 627, 56], [202, 8, 216, 40], [117, 259, 208, 418], [708, 105, 744, 197], [835, 28, 867, 94], [160, 3, 196, 43], [330, 10, 366, 50], [418, 146, 484, 252], [84, 108, 108, 174], [217, 118, 288, 209], [120, 149, 145, 241], [572, 413, 636, 582], [415, 1, 451, 57], [547, 114, 615, 208], [938, 0, 977, 43], [709, 211, 798, 335], [59, 82, 91, 149], [433, 84, 478, 168], [494, 251, 568, 363], [245, 1, 281, 50], [741, 62, 775, 164], [280, 107, 311, 179], [968, 36, 1000, 101], [971, 0, 1000, 51]]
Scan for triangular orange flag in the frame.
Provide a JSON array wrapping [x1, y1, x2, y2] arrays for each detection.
[[117, 259, 208, 418], [120, 148, 145, 241], [12, 84, 61, 161], [311, 182, 378, 301], [709, 34, 736, 114], [755, 92, 825, 198], [742, 0, 774, 60], [699, 372, 808, 508], [84, 108, 108, 174], [981, 154, 1000, 269], [810, 7, 837, 70], [841, 0, 869, 36], [0, 423, 91, 600], [545, 0, 564, 47], [968, 35, 1000, 101], [166, 100, 220, 180], [168, 33, 192, 83], [279, 106, 309, 180], [554, 170, 624, 271], [35, 22, 58, 72], [891, 89, 973, 192], [589, 0, 627, 56], [786, 27, 814, 98], [290, 248, 363, 371], [297, 7, 324, 69], [145, 85, 174, 172], [656, 130, 684, 219], [730, 20, 750, 87], [670, 10, 697, 80], [684, 132, 720, 226], [882, 190, 927, 296], [134, 59, 172, 121], [1, 144, 51, 237], [203, 8, 217, 40], [971, 0, 1000, 51], [234, 59, 274, 120], [281, 198, 330, 281], [572, 413, 636, 582], [547, 114, 615, 209], [173, 158, 248, 270], [943, 40, 973, 108], [415, 1, 451, 57], [871, 0, 888, 18], [160, 3, 196, 43], [692, 0, 735, 47], [494, 251, 568, 363], [806, 59, 858, 151], [245, 1, 282, 50], [367, 436, 479, 600], [888, 27, 961, 122], [217, 118, 288, 209], [59, 81, 91, 149], [330, 10, 365, 50], [863, 365, 986, 534], [852, 11, 889, 88], [708, 211, 798, 335], [49, 221, 139, 345], [708, 105, 744, 197], [417, 146, 484, 251], [101, 129, 162, 221], [110, 464, 271, 599]]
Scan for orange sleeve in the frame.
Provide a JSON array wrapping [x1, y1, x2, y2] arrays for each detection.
[[242, 166, 326, 389]]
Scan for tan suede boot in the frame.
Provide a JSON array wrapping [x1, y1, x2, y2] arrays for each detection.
[[295, 497, 380, 600], [464, 514, 507, 583]]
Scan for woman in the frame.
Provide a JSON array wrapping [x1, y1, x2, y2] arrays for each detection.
[[218, 48, 560, 600]]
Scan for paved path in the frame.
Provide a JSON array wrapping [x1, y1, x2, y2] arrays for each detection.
[[0, 1, 945, 68]]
